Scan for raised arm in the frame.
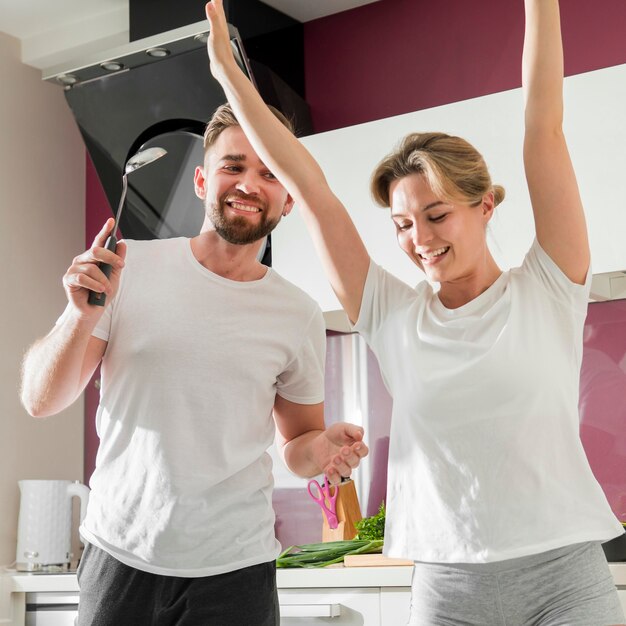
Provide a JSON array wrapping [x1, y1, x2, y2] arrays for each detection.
[[205, 0, 370, 323], [20, 219, 125, 417], [522, 0, 589, 284]]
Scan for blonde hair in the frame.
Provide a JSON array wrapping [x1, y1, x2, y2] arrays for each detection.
[[203, 102, 295, 152], [371, 132, 505, 209]]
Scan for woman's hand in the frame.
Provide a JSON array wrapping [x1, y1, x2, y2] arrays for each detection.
[[205, 0, 237, 80]]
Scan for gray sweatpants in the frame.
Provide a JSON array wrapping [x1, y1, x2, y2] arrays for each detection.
[[408, 542, 624, 626]]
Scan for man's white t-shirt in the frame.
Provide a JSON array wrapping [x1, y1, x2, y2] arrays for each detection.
[[354, 239, 623, 563], [78, 237, 325, 577]]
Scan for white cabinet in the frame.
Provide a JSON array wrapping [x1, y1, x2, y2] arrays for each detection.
[[276, 566, 413, 626], [279, 588, 380, 625], [380, 587, 411, 626], [278, 586, 412, 626], [273, 63, 626, 311]]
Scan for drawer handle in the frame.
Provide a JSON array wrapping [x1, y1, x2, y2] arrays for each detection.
[[280, 603, 342, 617]]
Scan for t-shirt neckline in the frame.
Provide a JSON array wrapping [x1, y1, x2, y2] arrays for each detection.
[[431, 270, 508, 318], [183, 237, 273, 286]]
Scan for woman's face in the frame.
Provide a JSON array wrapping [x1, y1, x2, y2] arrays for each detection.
[[389, 173, 494, 284]]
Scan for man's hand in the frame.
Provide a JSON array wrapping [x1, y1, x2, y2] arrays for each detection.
[[313, 423, 369, 485], [62, 218, 126, 318]]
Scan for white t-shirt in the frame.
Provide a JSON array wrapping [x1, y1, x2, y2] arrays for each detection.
[[78, 237, 325, 576], [354, 239, 623, 563]]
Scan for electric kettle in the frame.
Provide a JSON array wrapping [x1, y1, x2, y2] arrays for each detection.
[[16, 479, 90, 572]]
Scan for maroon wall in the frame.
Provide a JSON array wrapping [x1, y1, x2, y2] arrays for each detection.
[[84, 154, 111, 483], [580, 300, 626, 520], [303, 0, 626, 133]]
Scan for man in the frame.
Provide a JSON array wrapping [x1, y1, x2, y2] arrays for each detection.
[[20, 103, 368, 626]]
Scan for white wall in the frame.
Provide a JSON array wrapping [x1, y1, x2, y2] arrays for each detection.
[[0, 33, 85, 569]]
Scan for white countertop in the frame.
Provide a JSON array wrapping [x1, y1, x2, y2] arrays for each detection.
[[3, 564, 413, 594], [4, 562, 626, 592], [4, 572, 79, 594], [277, 564, 414, 588]]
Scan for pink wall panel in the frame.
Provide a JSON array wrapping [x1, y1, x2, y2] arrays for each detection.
[[85, 153, 113, 246], [304, 0, 626, 132], [580, 300, 626, 521]]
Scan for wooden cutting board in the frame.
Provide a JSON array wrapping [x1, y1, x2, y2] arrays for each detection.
[[343, 554, 413, 567]]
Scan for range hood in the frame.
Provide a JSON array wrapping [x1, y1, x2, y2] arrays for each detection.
[[42, 21, 240, 88], [43, 18, 311, 265]]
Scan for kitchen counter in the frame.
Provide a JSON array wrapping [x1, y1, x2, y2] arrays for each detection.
[[5, 562, 626, 591], [0, 566, 414, 626], [2, 564, 626, 625], [2, 564, 414, 594]]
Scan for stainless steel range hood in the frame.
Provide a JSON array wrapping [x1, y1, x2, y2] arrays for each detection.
[[42, 20, 250, 89]]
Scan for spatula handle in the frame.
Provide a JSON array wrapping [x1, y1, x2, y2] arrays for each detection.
[[87, 235, 118, 307]]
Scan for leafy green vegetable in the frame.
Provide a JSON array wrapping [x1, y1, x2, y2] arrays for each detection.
[[276, 539, 383, 568], [355, 502, 386, 541]]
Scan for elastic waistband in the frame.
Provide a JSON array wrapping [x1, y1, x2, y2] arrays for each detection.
[[417, 541, 599, 574]]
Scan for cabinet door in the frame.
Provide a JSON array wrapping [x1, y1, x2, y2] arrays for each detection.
[[279, 588, 380, 626], [380, 587, 411, 626], [274, 65, 626, 311]]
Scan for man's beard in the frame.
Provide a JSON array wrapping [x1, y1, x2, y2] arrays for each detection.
[[207, 192, 281, 245]]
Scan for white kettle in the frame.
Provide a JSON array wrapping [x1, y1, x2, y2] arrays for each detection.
[[16, 480, 90, 572]]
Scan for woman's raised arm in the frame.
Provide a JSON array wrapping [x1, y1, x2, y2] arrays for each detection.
[[522, 0, 589, 284], [205, 0, 371, 323]]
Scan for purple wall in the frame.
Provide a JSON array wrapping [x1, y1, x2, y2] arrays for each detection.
[[303, 0, 626, 133], [580, 301, 626, 520], [84, 154, 111, 483]]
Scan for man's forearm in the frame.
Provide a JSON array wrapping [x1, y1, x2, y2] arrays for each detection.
[[21, 315, 98, 418], [280, 429, 326, 478]]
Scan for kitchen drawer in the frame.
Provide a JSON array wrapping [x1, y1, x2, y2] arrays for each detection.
[[279, 587, 380, 625], [25, 592, 79, 626]]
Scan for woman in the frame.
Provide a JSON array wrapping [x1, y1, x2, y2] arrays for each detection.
[[205, 0, 625, 623]]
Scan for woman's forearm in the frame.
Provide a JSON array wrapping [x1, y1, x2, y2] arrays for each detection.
[[522, 0, 564, 130]]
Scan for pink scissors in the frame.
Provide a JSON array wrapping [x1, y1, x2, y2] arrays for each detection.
[[307, 476, 339, 529]]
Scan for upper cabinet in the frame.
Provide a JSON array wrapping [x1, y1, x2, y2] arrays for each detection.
[[272, 63, 626, 312]]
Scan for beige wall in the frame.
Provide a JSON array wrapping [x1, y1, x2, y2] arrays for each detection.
[[0, 32, 85, 567]]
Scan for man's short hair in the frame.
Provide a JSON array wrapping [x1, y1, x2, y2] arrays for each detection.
[[203, 102, 295, 153]]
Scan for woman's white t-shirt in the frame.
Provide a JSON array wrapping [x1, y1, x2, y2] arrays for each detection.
[[354, 239, 623, 563]]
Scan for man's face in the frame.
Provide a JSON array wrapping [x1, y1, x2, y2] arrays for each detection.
[[194, 125, 293, 245]]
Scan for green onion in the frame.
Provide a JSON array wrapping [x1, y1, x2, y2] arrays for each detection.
[[276, 539, 384, 568]]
